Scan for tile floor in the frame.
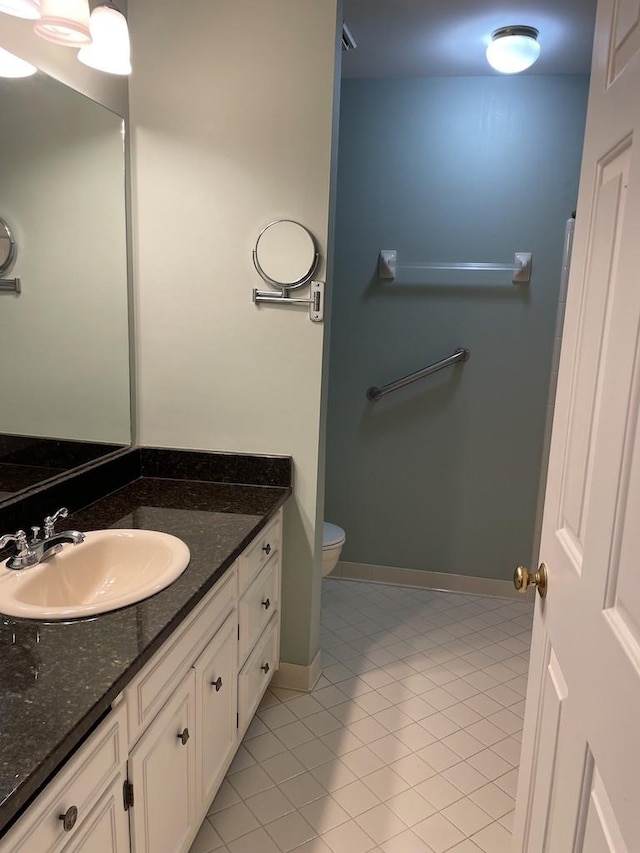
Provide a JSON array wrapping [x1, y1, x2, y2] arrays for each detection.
[[189, 579, 533, 853]]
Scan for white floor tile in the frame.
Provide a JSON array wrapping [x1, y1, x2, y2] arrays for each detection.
[[322, 819, 377, 853], [189, 580, 533, 853], [355, 803, 407, 844], [264, 810, 317, 852], [244, 786, 295, 824], [380, 828, 437, 853], [227, 764, 274, 799], [208, 780, 241, 815], [385, 788, 435, 826], [189, 819, 224, 853], [468, 782, 515, 820], [209, 802, 260, 844], [413, 812, 465, 853], [441, 797, 494, 835], [227, 827, 280, 853], [361, 766, 410, 799], [471, 820, 512, 853], [332, 779, 381, 817], [279, 771, 327, 808]]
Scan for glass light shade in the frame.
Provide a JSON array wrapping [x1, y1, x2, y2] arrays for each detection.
[[0, 47, 37, 77], [78, 4, 131, 75], [0, 0, 40, 19], [486, 27, 541, 74], [34, 0, 90, 46]]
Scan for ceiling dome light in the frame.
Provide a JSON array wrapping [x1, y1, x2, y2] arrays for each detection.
[[486, 25, 540, 74], [78, 3, 131, 75], [0, 0, 40, 19], [34, 0, 90, 46], [0, 47, 37, 77]]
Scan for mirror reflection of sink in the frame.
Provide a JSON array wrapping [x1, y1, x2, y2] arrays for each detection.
[[0, 530, 190, 621]]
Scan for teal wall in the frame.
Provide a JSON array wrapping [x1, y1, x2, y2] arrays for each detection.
[[325, 75, 589, 581]]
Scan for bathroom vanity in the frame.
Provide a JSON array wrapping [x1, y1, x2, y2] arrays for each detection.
[[0, 449, 291, 853]]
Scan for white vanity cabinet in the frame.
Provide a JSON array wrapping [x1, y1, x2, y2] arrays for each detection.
[[0, 509, 283, 853]]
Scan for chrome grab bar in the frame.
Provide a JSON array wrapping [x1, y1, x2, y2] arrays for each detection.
[[367, 347, 470, 402]]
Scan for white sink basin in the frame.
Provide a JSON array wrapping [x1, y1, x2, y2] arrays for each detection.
[[0, 529, 190, 621]]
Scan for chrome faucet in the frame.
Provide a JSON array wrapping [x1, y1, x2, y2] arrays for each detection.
[[0, 507, 85, 570]]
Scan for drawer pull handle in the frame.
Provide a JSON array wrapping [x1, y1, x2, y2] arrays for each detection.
[[261, 662, 270, 674], [262, 543, 272, 555], [262, 598, 271, 610], [59, 805, 78, 833], [177, 727, 190, 745], [212, 676, 223, 692]]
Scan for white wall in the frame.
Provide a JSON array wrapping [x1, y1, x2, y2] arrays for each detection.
[[129, 0, 340, 667]]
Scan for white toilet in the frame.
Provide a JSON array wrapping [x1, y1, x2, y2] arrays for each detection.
[[322, 522, 346, 577]]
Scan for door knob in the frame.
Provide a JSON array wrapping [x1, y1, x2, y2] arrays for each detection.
[[514, 563, 548, 599]]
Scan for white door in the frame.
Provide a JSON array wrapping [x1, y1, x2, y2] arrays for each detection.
[[129, 669, 197, 853], [513, 0, 640, 849], [63, 772, 130, 853], [194, 611, 238, 810]]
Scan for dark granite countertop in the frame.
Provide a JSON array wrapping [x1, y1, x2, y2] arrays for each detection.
[[0, 475, 290, 837]]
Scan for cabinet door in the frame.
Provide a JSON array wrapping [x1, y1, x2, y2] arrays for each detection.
[[62, 771, 129, 853], [194, 611, 238, 811], [129, 669, 197, 853]]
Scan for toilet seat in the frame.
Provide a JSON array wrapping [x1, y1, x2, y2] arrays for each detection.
[[323, 522, 346, 549]]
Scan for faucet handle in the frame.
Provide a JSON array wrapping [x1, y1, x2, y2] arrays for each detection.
[[0, 530, 29, 554], [44, 507, 69, 538]]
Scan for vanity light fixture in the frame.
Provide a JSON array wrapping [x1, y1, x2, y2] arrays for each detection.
[[78, 2, 131, 75], [33, 0, 91, 46], [0, 0, 39, 18], [0, 46, 37, 77], [486, 25, 540, 74]]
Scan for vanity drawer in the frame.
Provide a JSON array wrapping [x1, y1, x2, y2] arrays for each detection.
[[238, 617, 278, 733], [126, 566, 237, 746], [238, 558, 279, 665], [238, 512, 281, 593], [0, 703, 127, 853]]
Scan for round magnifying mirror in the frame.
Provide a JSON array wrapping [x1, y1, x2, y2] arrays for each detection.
[[0, 217, 16, 277], [253, 219, 319, 290]]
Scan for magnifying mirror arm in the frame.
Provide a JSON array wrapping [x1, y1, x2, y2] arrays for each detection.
[[253, 280, 325, 323], [0, 278, 21, 294]]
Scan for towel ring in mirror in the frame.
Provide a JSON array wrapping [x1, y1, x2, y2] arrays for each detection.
[[252, 219, 324, 322], [0, 217, 20, 294]]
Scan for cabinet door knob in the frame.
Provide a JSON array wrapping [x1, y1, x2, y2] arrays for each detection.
[[177, 727, 190, 745], [262, 598, 271, 610], [261, 662, 270, 674], [211, 676, 223, 692], [262, 543, 271, 555], [59, 805, 78, 832]]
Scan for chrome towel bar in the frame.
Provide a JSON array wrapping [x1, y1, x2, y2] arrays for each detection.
[[367, 347, 470, 402]]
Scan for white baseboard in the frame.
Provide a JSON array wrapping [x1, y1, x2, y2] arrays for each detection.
[[329, 560, 520, 599], [272, 648, 323, 692]]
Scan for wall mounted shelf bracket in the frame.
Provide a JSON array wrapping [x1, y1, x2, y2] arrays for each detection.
[[0, 278, 21, 294], [252, 280, 324, 322], [378, 250, 532, 284]]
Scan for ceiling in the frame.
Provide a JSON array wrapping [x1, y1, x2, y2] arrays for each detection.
[[342, 0, 597, 78]]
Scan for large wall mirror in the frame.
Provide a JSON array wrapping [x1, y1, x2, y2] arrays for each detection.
[[0, 70, 131, 504]]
